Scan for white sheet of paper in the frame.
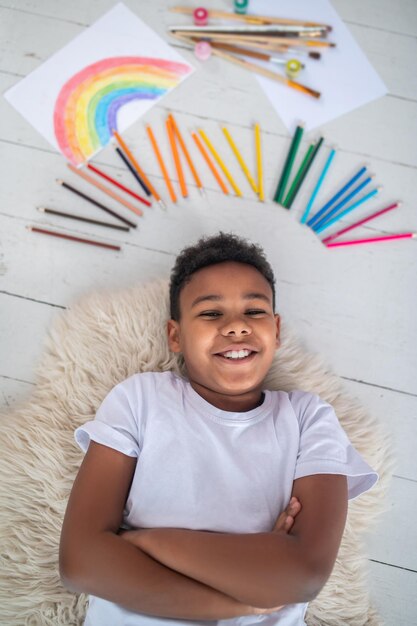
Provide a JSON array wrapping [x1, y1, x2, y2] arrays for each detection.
[[4, 3, 194, 164], [249, 0, 387, 132]]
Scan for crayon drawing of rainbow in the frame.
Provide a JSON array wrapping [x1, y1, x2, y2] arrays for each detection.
[[54, 56, 192, 165]]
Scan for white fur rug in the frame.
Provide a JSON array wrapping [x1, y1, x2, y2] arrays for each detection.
[[0, 281, 393, 625]]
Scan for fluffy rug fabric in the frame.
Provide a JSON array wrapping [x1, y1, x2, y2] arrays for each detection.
[[0, 280, 393, 625]]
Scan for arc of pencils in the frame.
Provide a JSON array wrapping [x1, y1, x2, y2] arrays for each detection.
[[67, 164, 143, 218], [222, 126, 258, 194], [307, 166, 367, 227], [113, 131, 166, 210], [274, 124, 304, 204], [191, 132, 229, 195], [114, 148, 152, 197], [87, 162, 151, 206], [146, 124, 177, 203], [198, 129, 242, 197], [27, 226, 121, 251], [301, 147, 336, 223], [321, 202, 400, 244], [254, 123, 264, 201], [169, 114, 204, 194], [314, 188, 380, 234], [326, 233, 415, 248], [58, 178, 137, 228], [312, 176, 374, 231], [283, 137, 323, 209]]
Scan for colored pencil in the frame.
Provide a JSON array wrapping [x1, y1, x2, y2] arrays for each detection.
[[67, 164, 143, 218], [58, 179, 136, 228], [312, 176, 374, 231], [166, 117, 188, 197], [87, 162, 151, 206], [170, 7, 332, 30], [222, 126, 258, 194], [171, 33, 321, 98], [198, 129, 243, 196], [27, 226, 121, 251], [169, 113, 204, 194], [254, 123, 264, 201], [282, 143, 314, 208], [284, 136, 323, 209], [37, 207, 130, 231], [321, 203, 400, 244], [191, 132, 229, 194], [300, 147, 336, 224], [146, 124, 177, 203], [314, 188, 380, 234], [113, 148, 152, 197], [326, 233, 415, 248], [274, 124, 304, 204], [307, 166, 367, 227], [112, 130, 165, 209]]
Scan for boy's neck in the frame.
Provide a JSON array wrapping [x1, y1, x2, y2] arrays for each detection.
[[189, 380, 265, 413]]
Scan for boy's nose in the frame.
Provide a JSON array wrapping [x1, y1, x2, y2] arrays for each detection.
[[220, 318, 251, 336]]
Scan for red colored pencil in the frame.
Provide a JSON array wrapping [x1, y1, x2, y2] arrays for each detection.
[[27, 226, 121, 251], [321, 202, 400, 244], [87, 163, 151, 206], [326, 233, 415, 248]]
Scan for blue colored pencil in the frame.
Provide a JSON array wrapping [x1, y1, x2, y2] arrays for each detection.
[[315, 188, 380, 234], [312, 175, 374, 231], [300, 147, 335, 224], [307, 165, 367, 227]]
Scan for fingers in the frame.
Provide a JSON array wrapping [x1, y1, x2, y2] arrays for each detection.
[[273, 496, 302, 533]]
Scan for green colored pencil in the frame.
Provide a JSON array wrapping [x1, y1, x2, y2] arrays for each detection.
[[274, 124, 304, 204], [284, 136, 324, 209]]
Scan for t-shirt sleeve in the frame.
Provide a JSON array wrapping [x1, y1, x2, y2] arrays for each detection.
[[74, 377, 140, 458], [290, 391, 378, 500]]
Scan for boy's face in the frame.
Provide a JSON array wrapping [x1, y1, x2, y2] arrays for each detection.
[[167, 261, 280, 412]]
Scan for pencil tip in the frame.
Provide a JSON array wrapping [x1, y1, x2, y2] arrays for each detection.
[[56, 179, 63, 185], [37, 207, 45, 212]]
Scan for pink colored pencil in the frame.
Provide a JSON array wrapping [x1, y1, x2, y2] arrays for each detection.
[[321, 202, 400, 244], [87, 163, 151, 207], [326, 233, 415, 248]]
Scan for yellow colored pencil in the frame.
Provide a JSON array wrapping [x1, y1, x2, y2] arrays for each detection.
[[254, 123, 264, 201], [222, 126, 258, 195], [198, 129, 242, 197]]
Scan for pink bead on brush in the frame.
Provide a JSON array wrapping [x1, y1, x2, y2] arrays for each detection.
[[193, 7, 209, 26], [194, 40, 212, 61]]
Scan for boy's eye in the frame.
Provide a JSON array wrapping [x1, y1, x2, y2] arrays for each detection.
[[246, 309, 266, 316], [199, 311, 222, 318]]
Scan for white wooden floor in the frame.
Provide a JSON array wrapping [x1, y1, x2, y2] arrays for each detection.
[[1, 1, 416, 624]]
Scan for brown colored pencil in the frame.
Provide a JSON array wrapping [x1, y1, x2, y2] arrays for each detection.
[[37, 206, 130, 231], [57, 179, 136, 228], [67, 163, 143, 217], [27, 226, 121, 251]]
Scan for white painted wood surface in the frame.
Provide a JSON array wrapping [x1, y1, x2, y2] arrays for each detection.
[[1, 1, 416, 624]]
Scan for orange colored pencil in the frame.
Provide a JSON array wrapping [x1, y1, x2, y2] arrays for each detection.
[[146, 124, 177, 203], [169, 113, 204, 192], [191, 132, 229, 195], [166, 117, 188, 197], [113, 130, 164, 207]]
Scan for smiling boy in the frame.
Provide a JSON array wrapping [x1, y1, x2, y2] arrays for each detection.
[[60, 232, 378, 626]]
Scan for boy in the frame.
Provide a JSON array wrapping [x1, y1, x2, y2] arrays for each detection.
[[60, 232, 378, 625]]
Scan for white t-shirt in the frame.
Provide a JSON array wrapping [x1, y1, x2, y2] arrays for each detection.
[[75, 371, 378, 626]]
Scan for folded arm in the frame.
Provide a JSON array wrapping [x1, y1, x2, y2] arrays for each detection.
[[124, 474, 348, 609], [60, 441, 259, 620]]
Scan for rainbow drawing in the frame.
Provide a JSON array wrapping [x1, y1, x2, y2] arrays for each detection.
[[54, 56, 192, 165]]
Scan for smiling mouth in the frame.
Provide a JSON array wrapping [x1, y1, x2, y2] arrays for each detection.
[[215, 349, 256, 361]]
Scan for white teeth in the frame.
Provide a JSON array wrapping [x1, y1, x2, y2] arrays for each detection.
[[223, 349, 251, 359]]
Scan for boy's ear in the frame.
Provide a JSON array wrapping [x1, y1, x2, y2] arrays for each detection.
[[167, 319, 181, 353], [274, 314, 281, 348]]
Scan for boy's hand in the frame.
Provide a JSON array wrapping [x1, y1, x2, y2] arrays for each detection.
[[273, 496, 302, 534]]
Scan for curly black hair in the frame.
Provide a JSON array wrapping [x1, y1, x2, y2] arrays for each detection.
[[169, 232, 276, 320]]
